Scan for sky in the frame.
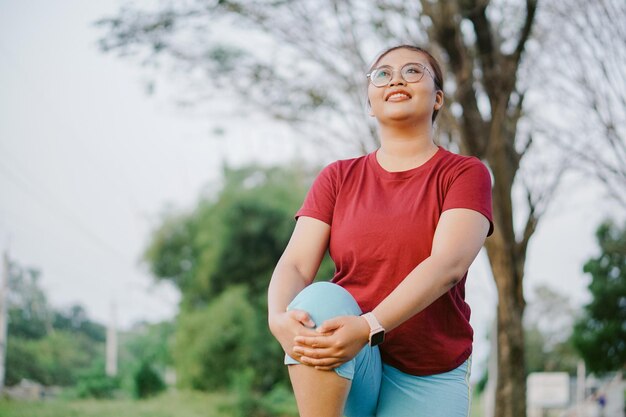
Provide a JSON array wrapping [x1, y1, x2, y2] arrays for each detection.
[[0, 0, 623, 380]]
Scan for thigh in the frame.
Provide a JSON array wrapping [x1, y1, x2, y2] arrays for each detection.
[[283, 282, 383, 417], [376, 358, 472, 417], [343, 344, 382, 417]]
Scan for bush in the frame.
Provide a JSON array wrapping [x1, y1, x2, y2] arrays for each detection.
[[75, 367, 120, 399], [173, 286, 262, 390], [226, 368, 297, 417], [134, 361, 166, 399]]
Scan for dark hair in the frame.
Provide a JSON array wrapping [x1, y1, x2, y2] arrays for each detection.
[[368, 45, 444, 123]]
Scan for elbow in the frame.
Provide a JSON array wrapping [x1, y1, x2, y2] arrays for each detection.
[[448, 261, 470, 286], [433, 257, 468, 289], [445, 273, 463, 289]]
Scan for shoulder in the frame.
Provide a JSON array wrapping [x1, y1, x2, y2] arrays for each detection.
[[436, 148, 491, 178], [438, 148, 486, 167], [329, 154, 368, 170], [319, 154, 369, 179]]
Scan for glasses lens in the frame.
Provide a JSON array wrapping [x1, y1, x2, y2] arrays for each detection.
[[370, 67, 392, 87], [401, 63, 426, 83]]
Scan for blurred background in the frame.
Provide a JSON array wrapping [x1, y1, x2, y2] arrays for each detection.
[[0, 0, 624, 416]]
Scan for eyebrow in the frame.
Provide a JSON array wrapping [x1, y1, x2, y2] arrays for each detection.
[[372, 62, 429, 70]]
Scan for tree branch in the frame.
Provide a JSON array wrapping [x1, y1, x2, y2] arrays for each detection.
[[462, 0, 500, 101], [422, 0, 488, 157], [512, 0, 538, 67]]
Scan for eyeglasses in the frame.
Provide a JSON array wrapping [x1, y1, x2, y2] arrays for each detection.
[[366, 62, 435, 88]]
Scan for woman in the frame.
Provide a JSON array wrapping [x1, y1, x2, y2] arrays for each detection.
[[267, 45, 493, 417]]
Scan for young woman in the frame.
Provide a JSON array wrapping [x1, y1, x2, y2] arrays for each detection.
[[267, 45, 494, 417]]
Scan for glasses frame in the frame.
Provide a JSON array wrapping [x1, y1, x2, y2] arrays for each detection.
[[366, 62, 435, 88]]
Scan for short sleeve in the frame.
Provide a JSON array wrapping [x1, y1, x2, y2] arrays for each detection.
[[442, 158, 494, 236], [295, 162, 339, 225]]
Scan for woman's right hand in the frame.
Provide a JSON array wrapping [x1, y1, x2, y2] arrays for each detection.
[[269, 309, 319, 362]]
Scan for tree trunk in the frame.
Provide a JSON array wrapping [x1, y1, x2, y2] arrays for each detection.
[[487, 235, 527, 417], [485, 133, 528, 416]]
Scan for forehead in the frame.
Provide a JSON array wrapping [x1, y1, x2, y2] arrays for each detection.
[[375, 48, 429, 68]]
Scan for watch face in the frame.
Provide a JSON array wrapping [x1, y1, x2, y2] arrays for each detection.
[[370, 330, 385, 347]]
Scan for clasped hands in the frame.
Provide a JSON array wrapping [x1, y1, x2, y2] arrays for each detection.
[[273, 309, 370, 371]]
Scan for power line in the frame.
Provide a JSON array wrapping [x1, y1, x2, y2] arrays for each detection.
[[0, 153, 132, 265]]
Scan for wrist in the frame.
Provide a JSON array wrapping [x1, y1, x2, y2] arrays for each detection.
[[361, 312, 386, 347]]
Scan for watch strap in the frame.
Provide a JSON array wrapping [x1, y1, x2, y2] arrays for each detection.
[[361, 312, 385, 346]]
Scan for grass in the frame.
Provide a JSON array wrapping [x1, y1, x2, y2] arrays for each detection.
[[0, 390, 234, 417], [471, 389, 485, 417], [2, 386, 483, 417]]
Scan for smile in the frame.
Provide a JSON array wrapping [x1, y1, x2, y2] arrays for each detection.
[[385, 92, 412, 102]]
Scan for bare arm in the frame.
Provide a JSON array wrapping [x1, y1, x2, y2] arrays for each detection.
[[267, 216, 331, 357], [372, 208, 490, 331], [293, 208, 490, 369]]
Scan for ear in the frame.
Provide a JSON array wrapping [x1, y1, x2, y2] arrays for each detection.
[[434, 90, 444, 110]]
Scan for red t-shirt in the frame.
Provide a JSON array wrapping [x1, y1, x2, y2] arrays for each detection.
[[295, 147, 494, 375]]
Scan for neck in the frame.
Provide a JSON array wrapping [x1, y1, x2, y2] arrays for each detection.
[[376, 121, 438, 171]]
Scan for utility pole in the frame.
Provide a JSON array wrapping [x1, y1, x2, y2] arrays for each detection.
[[106, 300, 117, 377], [576, 361, 586, 416], [0, 251, 10, 393]]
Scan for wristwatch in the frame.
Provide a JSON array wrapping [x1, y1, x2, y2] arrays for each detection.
[[361, 312, 385, 347]]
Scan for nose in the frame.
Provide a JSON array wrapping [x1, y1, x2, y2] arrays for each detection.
[[388, 69, 406, 86]]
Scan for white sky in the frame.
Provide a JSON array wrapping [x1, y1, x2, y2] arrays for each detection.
[[1, 0, 623, 380]]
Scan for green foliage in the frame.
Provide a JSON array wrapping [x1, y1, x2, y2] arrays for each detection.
[[144, 164, 335, 394], [143, 212, 199, 296], [133, 361, 166, 399], [52, 305, 106, 343], [112, 321, 174, 398], [212, 198, 294, 296], [573, 220, 626, 374], [258, 384, 298, 417], [144, 164, 330, 308], [228, 367, 259, 417], [7, 266, 50, 340], [524, 326, 579, 375], [121, 321, 174, 369], [6, 330, 102, 387], [5, 259, 106, 387], [0, 390, 236, 417], [75, 364, 120, 399], [523, 285, 579, 375], [173, 286, 261, 390], [224, 368, 297, 417]]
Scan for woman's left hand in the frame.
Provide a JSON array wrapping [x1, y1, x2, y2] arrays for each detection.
[[292, 315, 370, 371]]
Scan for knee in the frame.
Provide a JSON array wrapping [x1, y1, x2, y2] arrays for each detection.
[[288, 282, 362, 326]]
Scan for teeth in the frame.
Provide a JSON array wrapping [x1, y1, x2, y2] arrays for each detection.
[[388, 93, 409, 100]]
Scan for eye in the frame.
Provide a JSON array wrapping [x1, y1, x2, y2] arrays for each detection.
[[374, 68, 391, 79], [404, 64, 424, 74]]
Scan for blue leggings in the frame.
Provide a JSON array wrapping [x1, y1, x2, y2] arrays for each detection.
[[284, 282, 472, 417]]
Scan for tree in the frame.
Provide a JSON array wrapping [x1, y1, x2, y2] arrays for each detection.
[[524, 285, 579, 375], [173, 286, 262, 390], [143, 164, 334, 391], [133, 360, 166, 398], [96, 1, 623, 414], [5, 259, 106, 387], [572, 221, 626, 374], [6, 265, 50, 340], [143, 164, 332, 308], [536, 0, 626, 207]]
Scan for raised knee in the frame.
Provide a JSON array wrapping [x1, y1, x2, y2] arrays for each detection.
[[287, 281, 362, 325]]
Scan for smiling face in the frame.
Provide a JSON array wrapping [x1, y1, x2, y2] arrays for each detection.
[[367, 48, 443, 125]]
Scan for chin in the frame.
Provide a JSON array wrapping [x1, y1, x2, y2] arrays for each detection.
[[383, 112, 417, 123]]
